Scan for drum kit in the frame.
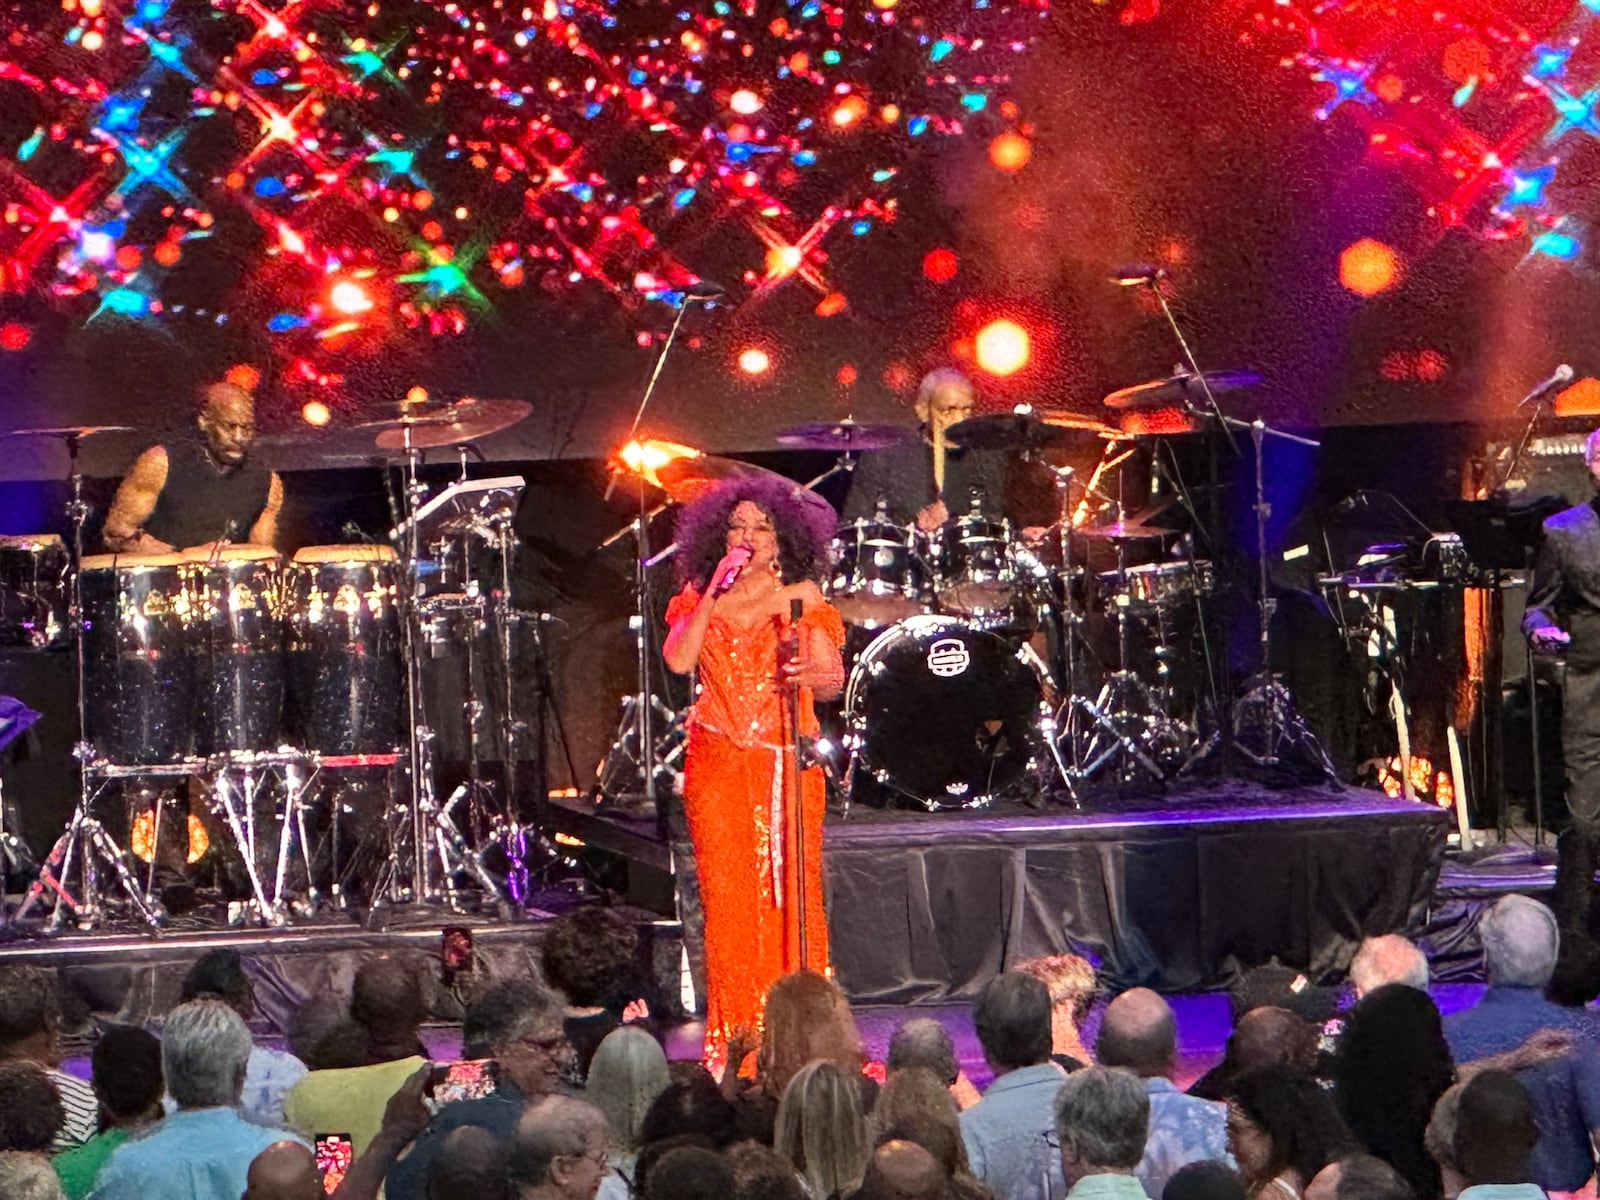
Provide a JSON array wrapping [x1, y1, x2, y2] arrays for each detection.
[[0, 398, 545, 933]]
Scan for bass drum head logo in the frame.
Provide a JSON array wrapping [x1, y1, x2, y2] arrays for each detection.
[[926, 636, 970, 678]]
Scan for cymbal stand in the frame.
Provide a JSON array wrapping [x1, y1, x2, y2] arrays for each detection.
[[1232, 419, 1339, 782], [16, 433, 162, 930]]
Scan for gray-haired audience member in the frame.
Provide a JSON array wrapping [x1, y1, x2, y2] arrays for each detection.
[[1097, 989, 1230, 1198], [889, 1019, 960, 1087], [90, 999, 302, 1200], [1302, 1156, 1413, 1200], [960, 973, 1068, 1200], [242, 1140, 323, 1200], [1054, 1067, 1151, 1200], [1441, 894, 1600, 1193], [507, 1095, 613, 1200], [586, 1025, 671, 1200], [0, 1151, 67, 1200], [1347, 937, 1429, 999], [428, 1125, 511, 1200], [1452, 1072, 1541, 1199], [387, 981, 574, 1200], [177, 948, 307, 1126]]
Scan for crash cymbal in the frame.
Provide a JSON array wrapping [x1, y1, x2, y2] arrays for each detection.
[[372, 398, 532, 450], [1, 425, 135, 439], [946, 413, 1116, 453], [776, 419, 910, 452], [1103, 369, 1261, 411], [1038, 411, 1131, 438], [655, 456, 834, 514], [1076, 518, 1180, 541]]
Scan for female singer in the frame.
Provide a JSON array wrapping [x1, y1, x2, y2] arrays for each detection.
[[663, 475, 846, 1074]]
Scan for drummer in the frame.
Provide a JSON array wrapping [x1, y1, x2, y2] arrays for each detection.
[[103, 378, 283, 554], [842, 368, 1013, 531]]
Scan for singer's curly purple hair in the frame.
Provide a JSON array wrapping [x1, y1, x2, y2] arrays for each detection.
[[674, 473, 837, 591]]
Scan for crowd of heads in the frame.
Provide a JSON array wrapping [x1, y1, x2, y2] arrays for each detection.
[[0, 894, 1589, 1200]]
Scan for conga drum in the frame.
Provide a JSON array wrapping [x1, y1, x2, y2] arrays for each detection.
[[80, 552, 196, 763], [187, 545, 286, 757], [285, 545, 403, 755]]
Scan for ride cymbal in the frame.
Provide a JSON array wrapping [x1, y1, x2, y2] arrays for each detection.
[[1102, 369, 1261, 411], [775, 419, 910, 451]]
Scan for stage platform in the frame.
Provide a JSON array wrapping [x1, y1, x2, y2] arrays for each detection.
[[548, 783, 1453, 1002]]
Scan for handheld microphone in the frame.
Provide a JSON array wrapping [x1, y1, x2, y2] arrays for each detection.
[[1110, 263, 1168, 287], [712, 545, 753, 595], [1518, 363, 1575, 408]]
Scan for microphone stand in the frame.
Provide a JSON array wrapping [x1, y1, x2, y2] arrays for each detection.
[[780, 599, 808, 969]]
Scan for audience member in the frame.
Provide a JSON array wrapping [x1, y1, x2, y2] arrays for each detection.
[[1330, 984, 1453, 1200], [541, 908, 651, 1080], [633, 1134, 721, 1198], [300, 1064, 433, 1200], [1015, 955, 1097, 1072], [287, 995, 368, 1073], [1347, 938, 1429, 1000], [888, 1019, 981, 1112], [643, 1144, 735, 1200], [1422, 1084, 1466, 1200], [1096, 989, 1229, 1198], [1226, 1069, 1353, 1200], [960, 972, 1068, 1200], [385, 980, 574, 1200], [1162, 1162, 1245, 1200], [0, 966, 96, 1150], [350, 956, 429, 1064], [853, 1139, 949, 1200], [91, 998, 303, 1200], [0, 1061, 66, 1153], [639, 1071, 740, 1148], [726, 1141, 810, 1200], [1450, 1073, 1540, 1200], [586, 1025, 671, 1200], [283, 964, 430, 1156], [427, 1125, 510, 1200], [506, 1095, 613, 1200], [1441, 895, 1600, 1193], [177, 949, 307, 1126], [1055, 1066, 1150, 1200], [872, 1069, 962, 1152], [52, 1025, 163, 1200], [1302, 1157, 1412, 1200], [732, 972, 873, 1145], [0, 1151, 68, 1200], [1189, 1008, 1321, 1106], [242, 1140, 322, 1200], [775, 1060, 870, 1200]]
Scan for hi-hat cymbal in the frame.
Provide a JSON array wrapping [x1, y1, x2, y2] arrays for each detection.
[[1076, 518, 1180, 541], [776, 420, 910, 452], [372, 398, 531, 450], [1103, 369, 1261, 411], [656, 456, 834, 514], [1, 425, 135, 439]]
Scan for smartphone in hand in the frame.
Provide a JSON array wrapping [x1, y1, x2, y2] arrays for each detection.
[[429, 1058, 499, 1106], [315, 1132, 354, 1195]]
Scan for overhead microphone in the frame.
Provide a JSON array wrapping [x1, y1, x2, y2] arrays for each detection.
[[1518, 363, 1575, 408], [1109, 263, 1168, 287], [681, 278, 731, 300]]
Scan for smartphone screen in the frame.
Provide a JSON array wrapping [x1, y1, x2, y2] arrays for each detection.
[[442, 926, 474, 976], [430, 1058, 498, 1106], [315, 1133, 354, 1195]]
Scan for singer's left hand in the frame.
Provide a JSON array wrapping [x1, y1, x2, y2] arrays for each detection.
[[782, 657, 844, 695]]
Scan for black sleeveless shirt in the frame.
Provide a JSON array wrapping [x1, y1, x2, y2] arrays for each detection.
[[143, 437, 273, 548]]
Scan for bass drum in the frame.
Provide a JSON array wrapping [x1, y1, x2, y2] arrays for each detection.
[[845, 614, 1049, 809]]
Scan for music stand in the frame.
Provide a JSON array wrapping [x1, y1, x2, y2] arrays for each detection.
[[1446, 496, 1562, 847]]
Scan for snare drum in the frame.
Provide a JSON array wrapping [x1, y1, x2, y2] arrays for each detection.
[[845, 613, 1050, 809], [0, 534, 67, 649], [1097, 560, 1215, 612], [827, 519, 928, 627], [285, 545, 403, 755], [80, 552, 196, 763], [187, 545, 285, 757], [935, 514, 1017, 619]]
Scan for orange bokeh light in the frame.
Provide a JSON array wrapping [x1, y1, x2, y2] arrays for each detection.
[[0, 323, 33, 351], [738, 347, 771, 375], [832, 95, 869, 127], [765, 244, 803, 278], [989, 131, 1032, 173], [224, 364, 260, 391], [729, 89, 762, 115], [1339, 238, 1401, 296], [301, 400, 332, 426], [974, 319, 1031, 377]]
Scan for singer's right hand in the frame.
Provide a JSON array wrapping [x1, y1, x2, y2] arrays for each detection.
[[711, 545, 754, 595]]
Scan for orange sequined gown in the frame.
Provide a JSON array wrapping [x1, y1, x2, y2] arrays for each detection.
[[666, 585, 844, 1071]]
